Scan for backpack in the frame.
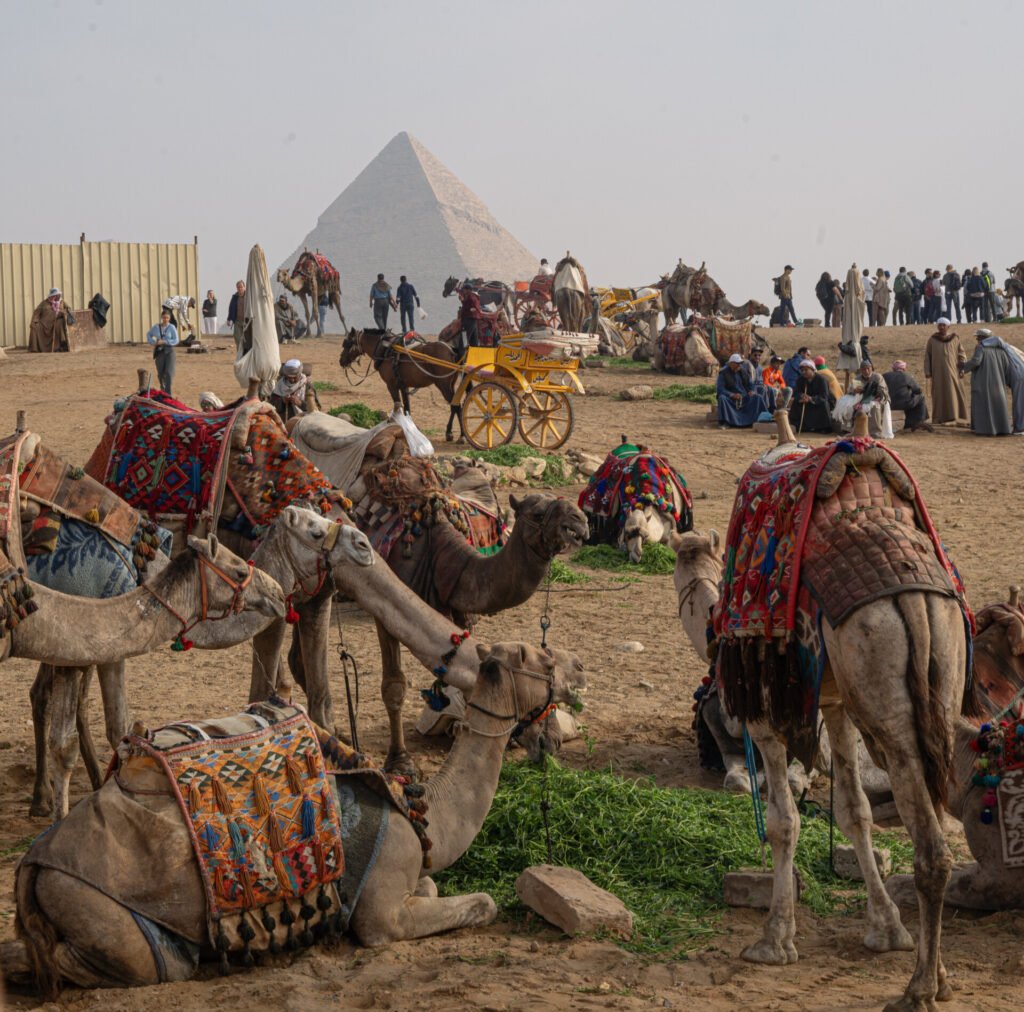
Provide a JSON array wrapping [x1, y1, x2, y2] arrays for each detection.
[[893, 274, 910, 295], [773, 277, 782, 298], [924, 280, 934, 298]]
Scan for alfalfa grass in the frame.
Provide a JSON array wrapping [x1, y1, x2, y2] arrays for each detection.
[[652, 383, 717, 405], [436, 759, 914, 959], [571, 542, 676, 576]]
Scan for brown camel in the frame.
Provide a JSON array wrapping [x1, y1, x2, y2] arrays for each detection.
[[275, 251, 347, 336], [659, 260, 768, 324], [339, 327, 466, 442], [552, 252, 590, 332], [3, 643, 586, 995]]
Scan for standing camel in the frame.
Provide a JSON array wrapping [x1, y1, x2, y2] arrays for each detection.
[[276, 251, 347, 336], [711, 409, 973, 1011], [552, 252, 590, 332], [4, 642, 586, 995], [659, 260, 768, 324]]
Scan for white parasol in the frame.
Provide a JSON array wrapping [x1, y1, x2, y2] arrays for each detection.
[[233, 244, 281, 395]]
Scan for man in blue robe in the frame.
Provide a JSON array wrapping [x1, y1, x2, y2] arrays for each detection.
[[716, 353, 774, 428]]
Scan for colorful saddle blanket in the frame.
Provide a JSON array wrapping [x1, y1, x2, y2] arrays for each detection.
[[292, 252, 339, 284], [578, 442, 693, 541]]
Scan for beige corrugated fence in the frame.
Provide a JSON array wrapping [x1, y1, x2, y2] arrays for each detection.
[[0, 238, 199, 348]]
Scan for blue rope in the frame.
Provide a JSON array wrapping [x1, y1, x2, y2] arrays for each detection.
[[742, 726, 768, 866]]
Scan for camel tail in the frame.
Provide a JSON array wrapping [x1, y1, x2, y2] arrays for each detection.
[[14, 863, 63, 1000], [895, 594, 953, 809]]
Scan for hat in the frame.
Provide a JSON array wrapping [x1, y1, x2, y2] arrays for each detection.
[[975, 328, 993, 338], [892, 360, 907, 372], [770, 355, 783, 364], [799, 358, 815, 370], [936, 317, 950, 326], [785, 265, 794, 271], [48, 287, 61, 297], [198, 391, 224, 410], [282, 358, 302, 375], [728, 353, 743, 364], [813, 356, 826, 366]]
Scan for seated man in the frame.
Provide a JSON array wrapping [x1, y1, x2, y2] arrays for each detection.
[[789, 358, 835, 434], [883, 360, 931, 431], [269, 358, 320, 422], [741, 346, 765, 386], [274, 295, 307, 344], [833, 359, 893, 438], [761, 354, 786, 390], [716, 353, 774, 428]]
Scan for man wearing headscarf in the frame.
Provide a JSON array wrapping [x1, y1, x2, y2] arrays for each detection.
[[269, 359, 319, 422], [967, 330, 1024, 433], [789, 358, 835, 434], [814, 356, 843, 401], [960, 329, 1012, 435], [28, 287, 71, 353], [716, 353, 775, 427], [923, 318, 968, 424], [883, 361, 930, 431], [837, 264, 864, 390]]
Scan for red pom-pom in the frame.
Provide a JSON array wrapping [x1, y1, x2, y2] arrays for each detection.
[[461, 631, 470, 640], [969, 739, 981, 753], [180, 636, 194, 651], [701, 675, 712, 686], [285, 596, 300, 625], [450, 632, 462, 645]]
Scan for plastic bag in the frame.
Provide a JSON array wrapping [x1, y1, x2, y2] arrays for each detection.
[[387, 409, 434, 457], [417, 306, 428, 320]]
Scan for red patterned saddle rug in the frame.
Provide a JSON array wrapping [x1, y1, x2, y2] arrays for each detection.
[[292, 252, 339, 285]]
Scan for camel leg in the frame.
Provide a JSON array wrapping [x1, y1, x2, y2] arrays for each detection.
[[740, 722, 799, 965], [295, 593, 334, 730], [47, 668, 87, 820], [96, 661, 130, 748], [75, 667, 104, 792], [820, 703, 913, 953], [376, 621, 415, 776], [334, 293, 348, 334], [29, 664, 54, 818], [700, 694, 753, 793], [250, 618, 288, 703]]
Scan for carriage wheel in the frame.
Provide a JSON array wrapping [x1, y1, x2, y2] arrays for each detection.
[[462, 382, 519, 450], [518, 390, 574, 450]]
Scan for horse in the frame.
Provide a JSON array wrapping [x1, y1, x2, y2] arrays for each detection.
[[1004, 262, 1024, 317], [443, 276, 515, 322], [339, 328, 466, 442]]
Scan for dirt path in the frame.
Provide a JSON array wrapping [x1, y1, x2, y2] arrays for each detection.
[[2, 324, 1023, 1010]]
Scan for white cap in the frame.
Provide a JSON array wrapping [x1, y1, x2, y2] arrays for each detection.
[[728, 353, 744, 364], [800, 358, 815, 369], [975, 328, 993, 338], [282, 358, 302, 374], [48, 287, 61, 297], [936, 317, 950, 326]]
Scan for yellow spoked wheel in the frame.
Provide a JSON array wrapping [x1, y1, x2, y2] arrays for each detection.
[[518, 390, 574, 450], [462, 382, 519, 449]]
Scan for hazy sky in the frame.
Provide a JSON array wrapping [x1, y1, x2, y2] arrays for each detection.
[[3, 0, 1021, 320]]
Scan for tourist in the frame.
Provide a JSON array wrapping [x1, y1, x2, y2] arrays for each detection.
[[883, 361, 930, 431], [776, 265, 798, 325], [741, 346, 765, 385], [761, 355, 786, 390], [837, 264, 864, 390], [923, 318, 967, 424], [318, 293, 329, 335], [369, 273, 396, 331], [993, 288, 1007, 321], [830, 274, 843, 326], [893, 267, 913, 325], [815, 272, 837, 326], [964, 267, 985, 323], [782, 345, 811, 389], [162, 294, 196, 345], [716, 353, 774, 428], [862, 267, 874, 326], [396, 274, 421, 334], [930, 270, 945, 323], [227, 280, 246, 356], [201, 290, 217, 336], [270, 358, 319, 423], [873, 269, 890, 327], [274, 294, 306, 344], [146, 308, 179, 396], [814, 356, 843, 401], [789, 359, 835, 434], [537, 257, 554, 277], [833, 360, 893, 438], [942, 265, 962, 323], [960, 329, 1012, 435], [982, 263, 998, 322], [909, 271, 924, 324], [27, 286, 71, 353]]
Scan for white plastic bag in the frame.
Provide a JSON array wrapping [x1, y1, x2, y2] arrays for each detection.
[[388, 409, 434, 457], [417, 306, 428, 320]]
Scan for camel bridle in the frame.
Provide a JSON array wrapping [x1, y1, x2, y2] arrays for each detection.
[[463, 659, 558, 741], [517, 498, 577, 559], [677, 571, 720, 619], [284, 519, 346, 603]]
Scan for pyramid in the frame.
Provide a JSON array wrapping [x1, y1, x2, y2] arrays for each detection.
[[277, 132, 538, 329]]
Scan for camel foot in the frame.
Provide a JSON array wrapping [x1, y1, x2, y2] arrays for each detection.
[[384, 748, 420, 780], [741, 938, 798, 965], [444, 432, 453, 443], [0, 939, 31, 978], [936, 979, 953, 1002], [883, 996, 937, 1012], [864, 921, 914, 953], [28, 793, 52, 819], [723, 768, 754, 794], [415, 876, 438, 898]]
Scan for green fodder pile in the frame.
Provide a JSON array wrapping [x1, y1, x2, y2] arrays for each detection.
[[572, 542, 676, 575], [464, 444, 571, 486], [327, 403, 386, 428], [436, 760, 914, 957], [546, 559, 590, 585], [652, 383, 717, 404]]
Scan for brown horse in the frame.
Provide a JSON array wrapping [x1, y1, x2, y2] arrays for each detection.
[[339, 328, 466, 441]]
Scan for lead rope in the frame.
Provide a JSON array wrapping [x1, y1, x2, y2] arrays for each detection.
[[334, 601, 360, 752], [540, 561, 554, 861], [742, 727, 768, 868], [539, 561, 553, 649]]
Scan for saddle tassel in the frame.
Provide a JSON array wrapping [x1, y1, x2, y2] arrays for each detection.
[[213, 775, 234, 815], [252, 773, 272, 816], [285, 756, 305, 795]]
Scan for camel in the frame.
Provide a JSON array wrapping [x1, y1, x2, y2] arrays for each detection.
[[275, 251, 347, 336], [1003, 264, 1024, 317], [707, 408, 972, 1012], [552, 252, 590, 332], [4, 642, 586, 995], [339, 327, 465, 442], [659, 260, 768, 324]]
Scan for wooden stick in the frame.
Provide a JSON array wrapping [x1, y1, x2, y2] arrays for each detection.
[[15, 410, 26, 432], [774, 408, 796, 445], [1010, 585, 1021, 608], [137, 368, 149, 392]]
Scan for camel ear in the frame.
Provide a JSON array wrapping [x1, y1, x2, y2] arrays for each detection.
[[709, 528, 721, 554], [509, 494, 522, 512], [668, 531, 683, 553], [475, 643, 490, 663], [186, 535, 211, 559]]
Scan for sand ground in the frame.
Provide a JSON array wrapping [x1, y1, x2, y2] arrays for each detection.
[[1, 322, 1023, 1011]]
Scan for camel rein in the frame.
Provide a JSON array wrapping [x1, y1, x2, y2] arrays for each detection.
[[462, 663, 556, 740], [677, 573, 720, 618]]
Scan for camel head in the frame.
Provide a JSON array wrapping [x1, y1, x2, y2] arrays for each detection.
[[748, 300, 771, 318], [473, 641, 586, 762], [270, 505, 374, 582], [508, 493, 587, 557], [182, 534, 286, 620], [275, 268, 290, 286], [442, 276, 460, 298], [669, 528, 722, 607], [622, 507, 650, 564], [339, 328, 365, 369]]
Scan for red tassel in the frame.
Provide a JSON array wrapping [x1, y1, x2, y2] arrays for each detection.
[[214, 865, 230, 898], [239, 865, 258, 908], [285, 596, 300, 625]]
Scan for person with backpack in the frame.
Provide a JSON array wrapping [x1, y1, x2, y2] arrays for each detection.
[[893, 267, 913, 325], [964, 267, 986, 323], [815, 271, 837, 325], [981, 262, 998, 322], [775, 265, 798, 325], [909, 271, 924, 324], [942, 265, 962, 323]]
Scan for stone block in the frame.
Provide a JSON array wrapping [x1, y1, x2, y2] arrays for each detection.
[[723, 867, 803, 909], [833, 845, 891, 881], [619, 384, 653, 401], [515, 865, 633, 938], [521, 456, 547, 478]]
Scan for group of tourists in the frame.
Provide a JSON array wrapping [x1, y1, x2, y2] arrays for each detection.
[[775, 263, 1016, 328], [369, 273, 421, 332]]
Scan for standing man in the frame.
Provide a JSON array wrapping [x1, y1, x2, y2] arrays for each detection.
[[981, 262, 998, 323], [317, 293, 329, 336], [964, 267, 985, 323], [923, 318, 967, 424], [27, 287, 71, 353], [893, 267, 913, 325], [146, 308, 179, 395], [862, 267, 875, 326], [942, 265, 962, 323], [909, 271, 924, 324], [396, 275, 421, 334], [201, 290, 218, 336], [369, 273, 396, 331], [873, 268, 890, 326], [777, 265, 798, 325], [961, 329, 1012, 435], [162, 295, 196, 345], [227, 280, 246, 356]]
